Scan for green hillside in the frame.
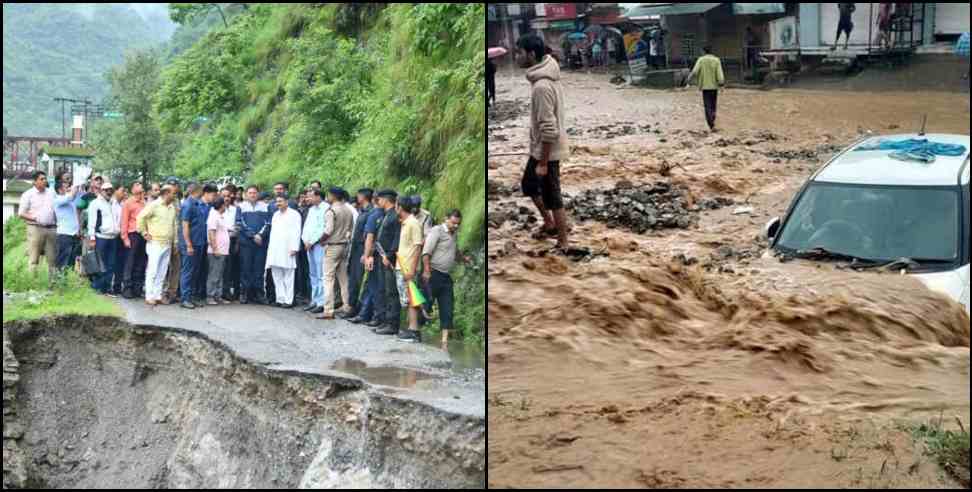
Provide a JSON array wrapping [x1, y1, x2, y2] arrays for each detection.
[[2, 3, 174, 136], [138, 4, 486, 339]]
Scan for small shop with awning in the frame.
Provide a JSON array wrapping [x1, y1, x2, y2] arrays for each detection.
[[623, 3, 791, 68]]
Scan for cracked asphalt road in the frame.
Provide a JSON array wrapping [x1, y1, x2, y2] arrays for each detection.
[[119, 299, 485, 419]]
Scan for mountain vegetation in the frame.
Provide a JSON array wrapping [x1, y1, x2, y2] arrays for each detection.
[[88, 3, 486, 340], [1, 3, 175, 136]]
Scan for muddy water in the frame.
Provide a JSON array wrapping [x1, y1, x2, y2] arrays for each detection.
[[330, 340, 484, 389], [490, 259, 969, 415], [332, 358, 437, 388], [488, 66, 970, 488], [434, 340, 486, 371]]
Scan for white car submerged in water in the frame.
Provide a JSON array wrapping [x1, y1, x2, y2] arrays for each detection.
[[765, 134, 971, 315]]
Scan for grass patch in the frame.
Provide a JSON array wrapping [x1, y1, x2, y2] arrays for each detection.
[[3, 218, 121, 323], [905, 415, 971, 487]]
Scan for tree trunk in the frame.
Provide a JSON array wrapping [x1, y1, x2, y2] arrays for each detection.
[[215, 4, 228, 28]]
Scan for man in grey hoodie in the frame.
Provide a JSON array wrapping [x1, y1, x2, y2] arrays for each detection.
[[515, 34, 571, 251]]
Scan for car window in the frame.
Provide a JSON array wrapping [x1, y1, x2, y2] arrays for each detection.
[[778, 183, 960, 262]]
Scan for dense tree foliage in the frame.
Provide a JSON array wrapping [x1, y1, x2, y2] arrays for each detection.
[[88, 50, 176, 183], [169, 3, 249, 28], [154, 4, 485, 245], [64, 3, 486, 339]]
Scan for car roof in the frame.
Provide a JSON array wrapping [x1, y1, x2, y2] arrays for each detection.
[[814, 134, 971, 187]]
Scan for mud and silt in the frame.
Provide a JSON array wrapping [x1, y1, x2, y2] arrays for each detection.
[[487, 69, 971, 488]]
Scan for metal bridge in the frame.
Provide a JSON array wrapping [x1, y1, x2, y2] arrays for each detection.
[[2, 135, 75, 179]]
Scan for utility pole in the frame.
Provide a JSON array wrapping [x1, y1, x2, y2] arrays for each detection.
[[53, 97, 92, 141]]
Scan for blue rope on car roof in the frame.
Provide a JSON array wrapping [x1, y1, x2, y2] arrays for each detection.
[[855, 138, 967, 164]]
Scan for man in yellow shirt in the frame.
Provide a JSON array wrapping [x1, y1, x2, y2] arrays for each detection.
[[686, 46, 726, 132], [395, 197, 426, 343], [136, 185, 178, 306]]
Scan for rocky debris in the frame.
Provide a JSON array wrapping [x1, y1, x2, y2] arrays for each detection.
[[487, 180, 499, 198], [672, 245, 764, 271], [488, 122, 518, 143], [709, 245, 763, 265], [488, 100, 528, 124], [3, 333, 28, 489], [488, 203, 536, 230], [3, 317, 485, 489], [760, 143, 845, 162], [567, 122, 655, 139], [697, 197, 736, 211], [487, 180, 518, 201], [712, 130, 782, 149], [564, 182, 730, 234], [674, 253, 700, 266]]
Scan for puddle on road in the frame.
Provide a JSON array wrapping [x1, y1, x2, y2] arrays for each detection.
[[422, 339, 485, 371], [331, 358, 437, 388]]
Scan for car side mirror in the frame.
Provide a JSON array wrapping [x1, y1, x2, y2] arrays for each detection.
[[763, 217, 781, 243]]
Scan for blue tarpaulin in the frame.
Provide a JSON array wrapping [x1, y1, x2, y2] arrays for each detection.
[[956, 32, 970, 58], [855, 138, 968, 164]]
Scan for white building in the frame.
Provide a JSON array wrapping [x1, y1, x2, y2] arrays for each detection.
[[765, 3, 969, 56]]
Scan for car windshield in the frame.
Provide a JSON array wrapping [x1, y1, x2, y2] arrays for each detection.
[[777, 183, 959, 263]]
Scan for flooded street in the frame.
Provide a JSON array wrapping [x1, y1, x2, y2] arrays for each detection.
[[487, 67, 970, 488]]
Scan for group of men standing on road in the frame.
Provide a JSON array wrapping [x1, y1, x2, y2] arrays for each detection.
[[509, 34, 725, 253], [19, 171, 470, 347]]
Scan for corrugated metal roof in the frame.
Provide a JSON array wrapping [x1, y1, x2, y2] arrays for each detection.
[[625, 3, 721, 18]]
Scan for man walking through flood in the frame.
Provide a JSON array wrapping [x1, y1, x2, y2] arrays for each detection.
[[686, 46, 725, 133], [515, 34, 571, 252]]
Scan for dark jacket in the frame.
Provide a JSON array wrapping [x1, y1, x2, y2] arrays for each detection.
[[351, 205, 374, 246], [376, 208, 400, 263], [237, 200, 272, 248]]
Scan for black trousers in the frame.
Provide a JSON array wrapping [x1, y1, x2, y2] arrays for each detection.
[[486, 72, 496, 105], [347, 243, 366, 310], [113, 239, 126, 293], [521, 158, 564, 210], [295, 245, 310, 303], [222, 236, 240, 299], [239, 241, 266, 297], [122, 232, 147, 294], [265, 267, 276, 302], [424, 270, 455, 330], [193, 253, 208, 302], [55, 234, 80, 271], [702, 90, 719, 130], [378, 260, 400, 330]]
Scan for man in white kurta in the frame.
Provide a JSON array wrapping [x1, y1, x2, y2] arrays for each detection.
[[265, 196, 302, 307]]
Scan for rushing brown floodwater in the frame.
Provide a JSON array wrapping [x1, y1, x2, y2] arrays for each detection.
[[488, 65, 971, 488]]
